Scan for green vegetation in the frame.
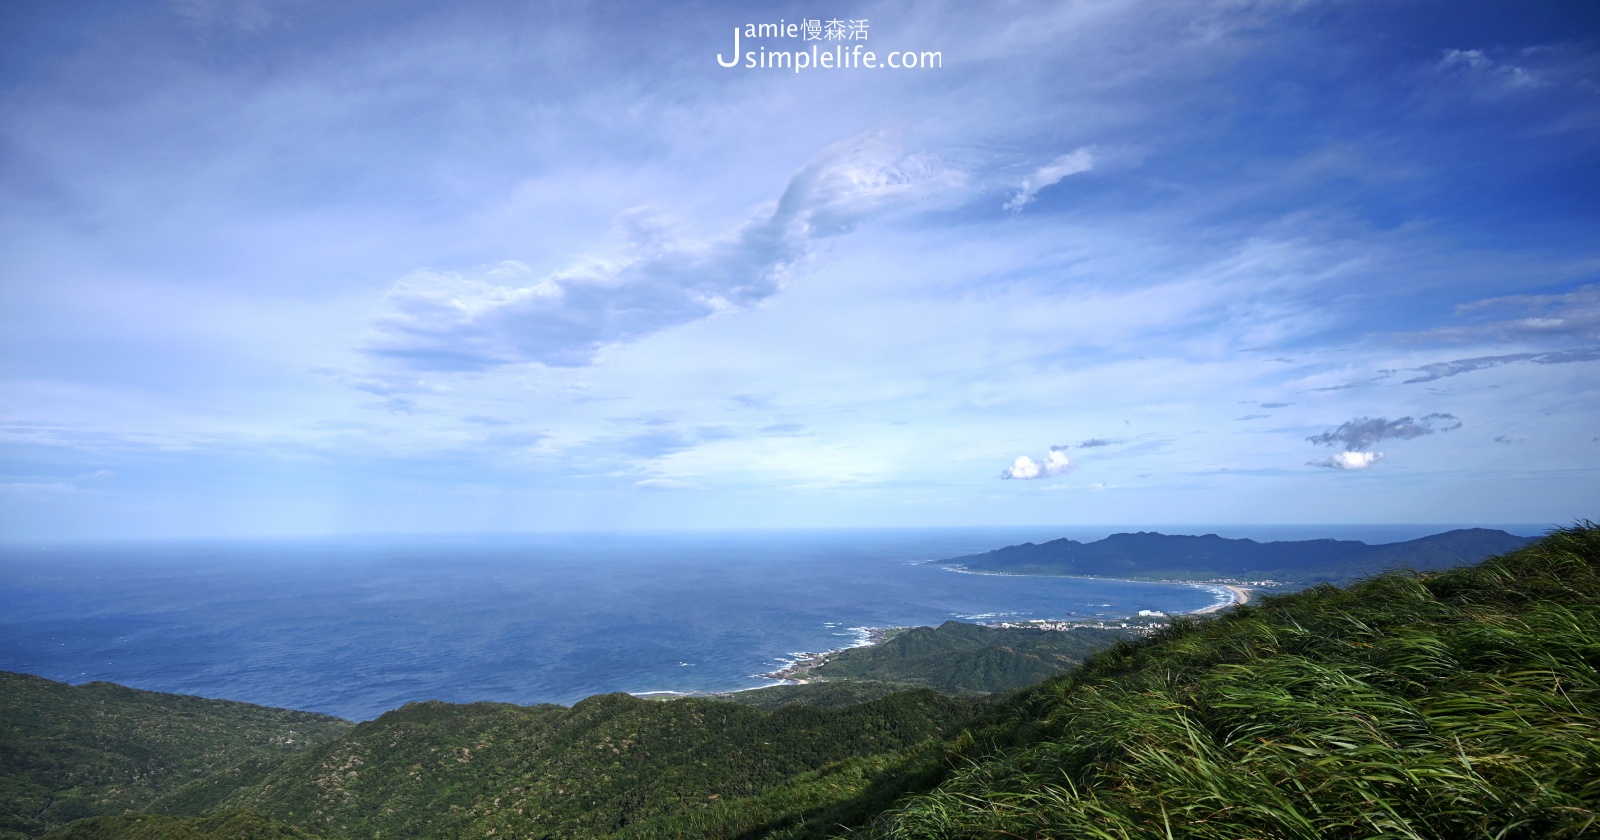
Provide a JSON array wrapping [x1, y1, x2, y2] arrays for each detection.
[[41, 809, 309, 840], [0, 673, 350, 840], [719, 680, 917, 711], [809, 621, 1134, 696], [946, 527, 1534, 583], [19, 524, 1599, 840], [837, 523, 1600, 838], [207, 690, 975, 839]]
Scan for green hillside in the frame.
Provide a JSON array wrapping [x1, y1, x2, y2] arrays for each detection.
[[211, 690, 975, 839], [809, 621, 1134, 696], [718, 680, 917, 711], [42, 809, 310, 840], [0, 674, 351, 839], [825, 523, 1600, 838]]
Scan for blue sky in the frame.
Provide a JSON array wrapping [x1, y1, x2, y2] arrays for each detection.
[[2, 0, 1597, 538]]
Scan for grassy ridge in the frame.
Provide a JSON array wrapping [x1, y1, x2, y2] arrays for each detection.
[[0, 674, 351, 839], [840, 523, 1600, 839]]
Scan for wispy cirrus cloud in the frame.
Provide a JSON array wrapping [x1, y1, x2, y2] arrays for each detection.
[[309, 365, 445, 414], [1003, 148, 1094, 212], [1431, 49, 1544, 98], [1403, 347, 1600, 383], [1414, 284, 1600, 345], [634, 478, 701, 491], [362, 132, 965, 372]]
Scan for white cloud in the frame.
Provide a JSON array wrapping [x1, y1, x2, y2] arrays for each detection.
[[1402, 348, 1600, 383], [1434, 49, 1543, 95], [1447, 284, 1600, 342], [1004, 148, 1094, 211], [1309, 451, 1383, 470], [633, 478, 701, 491], [1307, 414, 1461, 449], [363, 132, 966, 372], [1000, 446, 1073, 479]]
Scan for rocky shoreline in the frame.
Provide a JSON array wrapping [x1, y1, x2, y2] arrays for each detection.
[[757, 627, 892, 683]]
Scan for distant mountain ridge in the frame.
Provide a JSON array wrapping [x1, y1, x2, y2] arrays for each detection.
[[941, 528, 1536, 583]]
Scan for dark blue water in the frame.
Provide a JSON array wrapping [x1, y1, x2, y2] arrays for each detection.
[[0, 525, 1542, 720]]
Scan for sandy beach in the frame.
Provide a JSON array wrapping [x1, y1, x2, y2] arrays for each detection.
[[1191, 585, 1253, 615]]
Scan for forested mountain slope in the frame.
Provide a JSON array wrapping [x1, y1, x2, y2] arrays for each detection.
[[0, 674, 350, 839], [211, 690, 975, 839]]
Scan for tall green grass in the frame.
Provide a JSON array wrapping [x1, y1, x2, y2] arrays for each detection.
[[847, 523, 1600, 839]]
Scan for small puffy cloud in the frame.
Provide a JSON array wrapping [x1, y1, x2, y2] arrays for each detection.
[[1003, 148, 1093, 211], [1309, 451, 1383, 470], [1077, 437, 1119, 448], [364, 132, 964, 371], [1307, 414, 1461, 450], [1260, 402, 1292, 409], [1000, 446, 1072, 480]]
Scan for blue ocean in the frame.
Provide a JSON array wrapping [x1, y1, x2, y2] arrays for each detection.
[[0, 525, 1533, 721]]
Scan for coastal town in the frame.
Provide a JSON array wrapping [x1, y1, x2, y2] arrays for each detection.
[[759, 611, 1190, 685], [754, 580, 1269, 686]]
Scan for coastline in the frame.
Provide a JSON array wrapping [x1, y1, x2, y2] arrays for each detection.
[[944, 563, 1256, 614], [756, 627, 891, 684], [1190, 584, 1253, 615], [633, 588, 1256, 700]]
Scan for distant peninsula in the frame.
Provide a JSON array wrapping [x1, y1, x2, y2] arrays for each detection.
[[938, 528, 1536, 585]]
